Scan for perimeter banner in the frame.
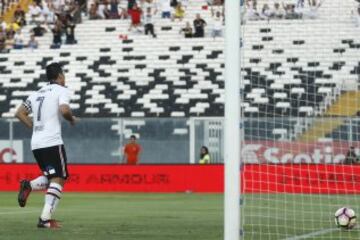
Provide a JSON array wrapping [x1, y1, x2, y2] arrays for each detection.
[[1, 164, 360, 193], [0, 164, 223, 192], [242, 141, 358, 164], [0, 141, 23, 163], [242, 164, 360, 194]]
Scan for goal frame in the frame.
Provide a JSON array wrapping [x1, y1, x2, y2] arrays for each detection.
[[224, 1, 241, 240]]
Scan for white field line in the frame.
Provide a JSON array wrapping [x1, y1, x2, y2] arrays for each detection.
[[0, 206, 95, 216], [0, 210, 39, 215], [282, 228, 337, 240]]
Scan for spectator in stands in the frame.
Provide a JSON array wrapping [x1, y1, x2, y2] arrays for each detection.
[[14, 5, 26, 27], [344, 146, 359, 164], [52, 0, 63, 12], [97, 0, 110, 19], [5, 34, 14, 50], [0, 29, 6, 53], [260, 3, 272, 20], [118, 3, 128, 19], [246, 0, 260, 20], [170, 0, 178, 7], [34, 0, 42, 6], [109, 0, 120, 19], [1, 0, 4, 15], [211, 7, 223, 38], [51, 21, 62, 48], [129, 3, 142, 32], [32, 22, 47, 37], [158, 0, 172, 18], [1, 18, 6, 32], [352, 5, 360, 27], [128, 0, 137, 8], [283, 3, 302, 19], [180, 21, 192, 38], [303, 0, 322, 19], [144, 7, 157, 38], [42, 1, 56, 24], [76, 0, 88, 17], [69, 1, 82, 24], [29, 2, 42, 24], [6, 21, 20, 39], [65, 15, 77, 44], [8, 20, 21, 32], [271, 2, 284, 19], [89, 3, 101, 19], [123, 135, 141, 165], [297, 0, 305, 8], [27, 34, 39, 49], [142, 0, 157, 14], [13, 29, 24, 49], [193, 13, 206, 37], [63, 0, 71, 12], [127, 0, 137, 15], [172, 2, 185, 21], [199, 146, 210, 164]]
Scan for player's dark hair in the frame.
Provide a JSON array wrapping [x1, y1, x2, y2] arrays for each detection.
[[46, 62, 63, 83], [200, 146, 209, 159], [130, 135, 136, 140]]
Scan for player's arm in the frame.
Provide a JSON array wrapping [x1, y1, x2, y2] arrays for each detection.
[[15, 102, 33, 129], [59, 104, 77, 126], [59, 89, 77, 126]]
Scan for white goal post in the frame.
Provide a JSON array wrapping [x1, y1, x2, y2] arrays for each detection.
[[224, 0, 241, 240]]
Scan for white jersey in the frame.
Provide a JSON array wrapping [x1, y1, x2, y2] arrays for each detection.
[[23, 84, 72, 150]]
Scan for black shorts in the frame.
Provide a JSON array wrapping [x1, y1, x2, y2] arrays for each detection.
[[32, 145, 69, 180]]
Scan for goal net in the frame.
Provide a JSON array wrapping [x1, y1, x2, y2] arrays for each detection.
[[240, 0, 360, 239]]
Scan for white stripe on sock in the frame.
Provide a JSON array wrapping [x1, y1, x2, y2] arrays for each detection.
[[41, 182, 63, 221]]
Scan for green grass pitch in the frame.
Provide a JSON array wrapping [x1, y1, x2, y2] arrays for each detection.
[[0, 192, 223, 240], [243, 194, 360, 239], [1, 192, 360, 239]]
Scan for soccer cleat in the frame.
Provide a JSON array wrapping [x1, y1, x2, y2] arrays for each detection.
[[37, 218, 62, 229], [18, 180, 32, 207]]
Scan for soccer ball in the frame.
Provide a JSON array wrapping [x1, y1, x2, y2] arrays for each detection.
[[335, 207, 357, 229]]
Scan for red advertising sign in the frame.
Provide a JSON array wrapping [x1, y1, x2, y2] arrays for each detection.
[[1, 164, 360, 193], [242, 141, 359, 164], [0, 164, 224, 192], [242, 164, 360, 194]]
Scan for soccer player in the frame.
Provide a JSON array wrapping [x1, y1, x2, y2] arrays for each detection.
[[15, 62, 77, 229], [123, 135, 141, 165]]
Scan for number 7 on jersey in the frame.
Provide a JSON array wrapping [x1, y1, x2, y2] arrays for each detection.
[[36, 96, 45, 122]]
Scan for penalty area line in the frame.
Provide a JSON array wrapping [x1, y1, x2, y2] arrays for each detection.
[[0, 210, 39, 215], [0, 206, 105, 216], [282, 228, 337, 240]]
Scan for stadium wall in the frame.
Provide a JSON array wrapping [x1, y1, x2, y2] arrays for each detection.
[[1, 164, 360, 193]]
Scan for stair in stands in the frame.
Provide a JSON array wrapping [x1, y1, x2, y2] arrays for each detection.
[[298, 91, 360, 142]]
